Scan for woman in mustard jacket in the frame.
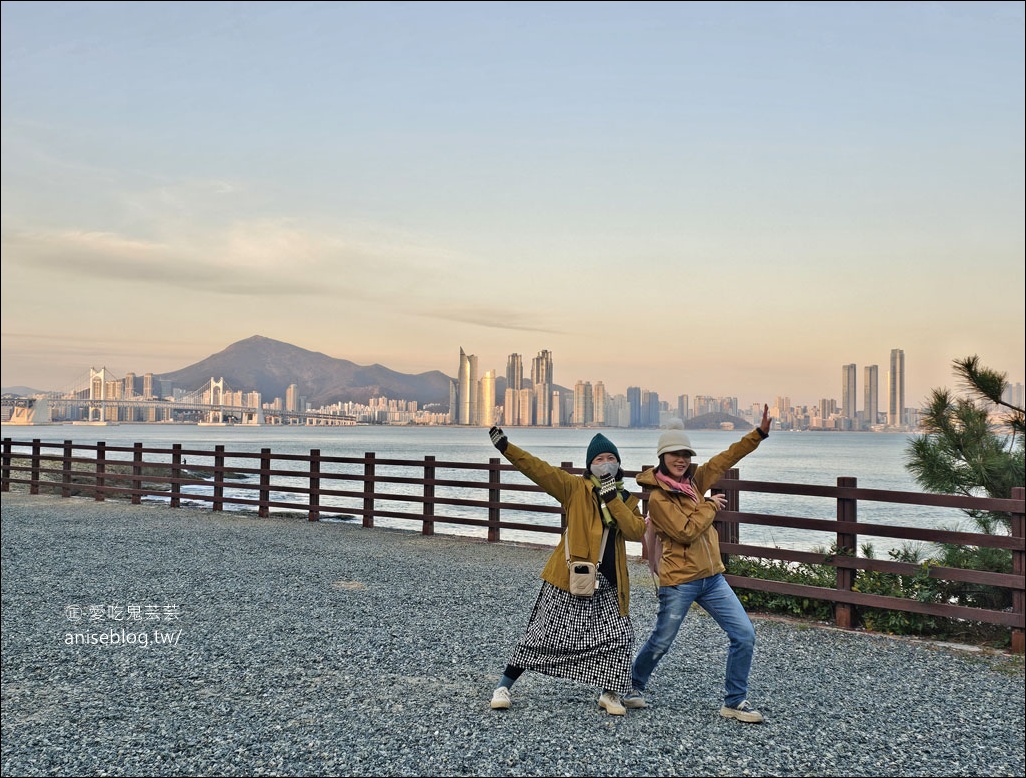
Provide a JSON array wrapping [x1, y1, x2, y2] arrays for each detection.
[[486, 426, 646, 715], [629, 405, 772, 723]]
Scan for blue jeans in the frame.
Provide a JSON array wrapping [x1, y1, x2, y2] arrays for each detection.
[[631, 573, 755, 708]]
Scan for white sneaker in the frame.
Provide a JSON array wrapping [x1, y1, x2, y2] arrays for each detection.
[[598, 690, 626, 716], [719, 700, 764, 723], [490, 686, 511, 710]]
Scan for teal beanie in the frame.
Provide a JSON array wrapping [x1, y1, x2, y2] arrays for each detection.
[[585, 433, 620, 467]]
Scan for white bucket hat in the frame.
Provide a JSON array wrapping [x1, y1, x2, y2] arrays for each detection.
[[656, 418, 696, 458]]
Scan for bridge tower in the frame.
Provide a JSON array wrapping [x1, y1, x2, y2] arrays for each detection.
[[88, 367, 118, 422], [205, 377, 225, 424]]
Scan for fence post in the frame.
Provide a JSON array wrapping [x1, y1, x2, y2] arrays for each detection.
[[30, 439, 41, 495], [487, 457, 502, 542], [212, 445, 225, 512], [131, 443, 143, 505], [716, 467, 740, 566], [309, 449, 320, 522], [259, 448, 271, 518], [1, 438, 10, 492], [835, 476, 858, 630], [170, 444, 182, 508], [61, 441, 72, 498], [1012, 486, 1025, 654], [95, 442, 106, 502], [423, 455, 436, 536], [363, 453, 375, 528]]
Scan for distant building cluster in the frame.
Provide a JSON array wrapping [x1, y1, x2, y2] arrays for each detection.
[[788, 348, 916, 432], [444, 345, 999, 433], [9, 345, 1023, 432], [450, 346, 737, 429]]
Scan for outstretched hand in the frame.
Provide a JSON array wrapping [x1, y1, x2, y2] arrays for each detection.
[[759, 404, 772, 435], [488, 426, 508, 453]]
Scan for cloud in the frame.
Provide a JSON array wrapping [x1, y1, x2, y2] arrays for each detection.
[[415, 304, 568, 334], [0, 214, 468, 301]]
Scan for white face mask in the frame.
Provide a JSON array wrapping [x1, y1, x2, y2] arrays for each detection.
[[590, 461, 619, 479]]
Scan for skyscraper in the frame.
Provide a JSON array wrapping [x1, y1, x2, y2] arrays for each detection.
[[534, 383, 551, 427], [531, 350, 553, 387], [517, 387, 534, 426], [627, 386, 642, 428], [478, 370, 496, 427], [841, 364, 857, 420], [506, 353, 523, 392], [888, 348, 905, 427], [503, 387, 518, 426], [457, 347, 478, 426], [573, 380, 593, 426], [677, 394, 690, 421], [530, 350, 553, 427], [593, 381, 607, 426], [864, 365, 879, 427]]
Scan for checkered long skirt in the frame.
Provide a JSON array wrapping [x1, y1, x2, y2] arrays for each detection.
[[507, 573, 635, 695]]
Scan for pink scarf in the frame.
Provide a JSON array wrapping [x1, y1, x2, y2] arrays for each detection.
[[655, 470, 700, 502]]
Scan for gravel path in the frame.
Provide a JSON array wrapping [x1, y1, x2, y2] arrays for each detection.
[[2, 493, 1023, 777]]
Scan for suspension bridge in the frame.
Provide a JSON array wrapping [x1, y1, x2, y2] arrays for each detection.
[[2, 368, 356, 426]]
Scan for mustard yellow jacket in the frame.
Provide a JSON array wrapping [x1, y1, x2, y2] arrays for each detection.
[[501, 442, 646, 615], [635, 428, 767, 587]]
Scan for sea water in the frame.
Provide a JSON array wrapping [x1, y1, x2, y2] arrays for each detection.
[[1, 424, 973, 557]]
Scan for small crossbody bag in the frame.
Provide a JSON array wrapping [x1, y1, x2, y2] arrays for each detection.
[[565, 526, 609, 598]]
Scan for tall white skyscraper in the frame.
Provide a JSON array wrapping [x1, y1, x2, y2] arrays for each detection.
[[457, 347, 478, 426], [478, 370, 496, 427], [888, 348, 905, 427], [841, 364, 857, 419]]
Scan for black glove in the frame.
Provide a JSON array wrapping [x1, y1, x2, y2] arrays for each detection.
[[488, 426, 508, 453], [615, 467, 625, 481], [598, 472, 618, 503]]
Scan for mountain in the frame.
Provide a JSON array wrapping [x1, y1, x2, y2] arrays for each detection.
[[685, 412, 753, 430], [1, 386, 48, 397], [157, 336, 454, 408]]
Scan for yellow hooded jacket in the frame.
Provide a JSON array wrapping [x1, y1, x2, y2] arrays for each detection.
[[499, 442, 646, 615], [635, 428, 767, 587]]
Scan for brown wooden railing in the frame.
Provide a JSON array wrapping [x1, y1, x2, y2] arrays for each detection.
[[3, 437, 1024, 652]]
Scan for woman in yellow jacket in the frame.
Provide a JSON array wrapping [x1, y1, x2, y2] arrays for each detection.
[[628, 405, 772, 723], [487, 426, 646, 715]]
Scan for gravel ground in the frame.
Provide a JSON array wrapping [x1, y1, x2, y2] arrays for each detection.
[[1, 492, 1023, 777]]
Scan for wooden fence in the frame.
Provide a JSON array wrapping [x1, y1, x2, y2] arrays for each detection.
[[3, 436, 1024, 652]]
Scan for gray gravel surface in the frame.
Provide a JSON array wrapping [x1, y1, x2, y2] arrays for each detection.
[[2, 493, 1023, 777]]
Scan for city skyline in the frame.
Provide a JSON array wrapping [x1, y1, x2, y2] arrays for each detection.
[[3, 335, 1025, 419], [8, 339, 1022, 431], [451, 344, 924, 430], [2, 3, 1023, 407]]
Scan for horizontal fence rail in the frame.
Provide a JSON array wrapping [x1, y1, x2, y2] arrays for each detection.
[[3, 437, 1024, 652]]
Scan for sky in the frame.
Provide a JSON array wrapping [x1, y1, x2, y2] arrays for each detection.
[[2, 1, 1024, 409]]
